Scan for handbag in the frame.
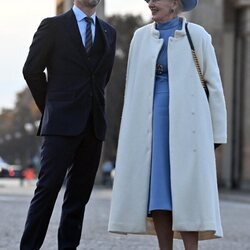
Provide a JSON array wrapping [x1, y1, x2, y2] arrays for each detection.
[[185, 23, 209, 99]]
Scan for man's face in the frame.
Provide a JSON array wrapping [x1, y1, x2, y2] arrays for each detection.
[[77, 0, 101, 8]]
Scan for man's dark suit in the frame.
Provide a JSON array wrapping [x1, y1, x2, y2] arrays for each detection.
[[20, 9, 116, 250]]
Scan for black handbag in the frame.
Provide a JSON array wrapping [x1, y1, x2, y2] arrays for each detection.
[[185, 23, 209, 99]]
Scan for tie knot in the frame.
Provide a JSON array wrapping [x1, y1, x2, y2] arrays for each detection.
[[84, 16, 93, 24]]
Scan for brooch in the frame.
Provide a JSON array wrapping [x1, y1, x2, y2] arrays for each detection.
[[156, 64, 164, 75]]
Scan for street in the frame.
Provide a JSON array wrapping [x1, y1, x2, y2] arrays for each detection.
[[0, 179, 249, 250]]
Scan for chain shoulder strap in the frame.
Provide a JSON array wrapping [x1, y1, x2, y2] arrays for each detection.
[[185, 23, 209, 99]]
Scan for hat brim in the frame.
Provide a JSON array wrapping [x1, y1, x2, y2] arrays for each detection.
[[181, 0, 198, 12]]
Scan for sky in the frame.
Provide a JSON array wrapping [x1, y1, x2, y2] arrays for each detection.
[[106, 0, 150, 19], [0, 0, 151, 112]]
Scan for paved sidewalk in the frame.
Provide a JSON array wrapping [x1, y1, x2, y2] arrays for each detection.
[[0, 179, 249, 249], [219, 189, 250, 204]]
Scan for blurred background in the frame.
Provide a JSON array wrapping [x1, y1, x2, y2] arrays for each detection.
[[0, 1, 250, 249], [0, 0, 249, 190]]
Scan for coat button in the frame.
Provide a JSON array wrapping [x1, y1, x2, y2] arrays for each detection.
[[193, 149, 197, 152], [192, 112, 195, 115]]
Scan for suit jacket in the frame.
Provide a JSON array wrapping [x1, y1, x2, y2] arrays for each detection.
[[23, 10, 116, 140]]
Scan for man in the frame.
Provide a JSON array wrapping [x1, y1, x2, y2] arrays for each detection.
[[20, 0, 116, 249]]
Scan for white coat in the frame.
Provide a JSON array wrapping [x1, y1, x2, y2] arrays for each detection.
[[108, 17, 227, 240]]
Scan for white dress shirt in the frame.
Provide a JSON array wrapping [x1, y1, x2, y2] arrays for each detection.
[[72, 5, 96, 46]]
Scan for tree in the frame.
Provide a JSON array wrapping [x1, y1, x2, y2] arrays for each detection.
[[102, 15, 145, 163], [0, 88, 41, 168]]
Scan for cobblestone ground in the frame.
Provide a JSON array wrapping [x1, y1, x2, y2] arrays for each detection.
[[0, 179, 249, 250]]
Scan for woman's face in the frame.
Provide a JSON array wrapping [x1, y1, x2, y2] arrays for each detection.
[[147, 0, 177, 23]]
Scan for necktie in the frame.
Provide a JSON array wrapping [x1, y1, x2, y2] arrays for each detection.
[[84, 17, 92, 53]]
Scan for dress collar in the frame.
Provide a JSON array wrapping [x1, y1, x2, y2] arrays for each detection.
[[156, 17, 180, 30], [151, 17, 187, 39]]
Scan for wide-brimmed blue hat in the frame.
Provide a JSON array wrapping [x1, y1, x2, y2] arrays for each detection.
[[181, 0, 198, 11]]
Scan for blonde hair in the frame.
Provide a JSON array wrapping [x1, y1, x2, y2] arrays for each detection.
[[169, 0, 183, 15], [176, 0, 184, 14]]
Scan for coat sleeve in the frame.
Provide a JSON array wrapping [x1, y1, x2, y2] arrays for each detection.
[[23, 18, 54, 113], [203, 35, 227, 144]]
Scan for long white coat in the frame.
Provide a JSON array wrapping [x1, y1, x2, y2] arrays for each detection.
[[108, 18, 227, 240]]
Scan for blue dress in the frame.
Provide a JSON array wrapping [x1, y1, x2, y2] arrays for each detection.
[[148, 17, 182, 213]]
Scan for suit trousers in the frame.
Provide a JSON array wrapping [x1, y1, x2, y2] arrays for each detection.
[[20, 116, 102, 250]]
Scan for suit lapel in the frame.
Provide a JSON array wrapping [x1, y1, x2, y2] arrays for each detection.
[[94, 18, 110, 73], [63, 11, 111, 73], [64, 10, 91, 71]]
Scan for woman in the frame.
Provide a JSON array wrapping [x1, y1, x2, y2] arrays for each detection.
[[108, 0, 227, 249]]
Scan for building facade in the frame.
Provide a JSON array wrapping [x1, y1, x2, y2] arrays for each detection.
[[189, 0, 250, 189]]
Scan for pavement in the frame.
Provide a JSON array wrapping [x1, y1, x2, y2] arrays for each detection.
[[0, 179, 250, 250]]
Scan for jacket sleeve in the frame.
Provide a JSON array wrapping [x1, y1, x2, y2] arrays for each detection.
[[106, 29, 117, 85], [23, 18, 54, 113], [203, 35, 227, 144]]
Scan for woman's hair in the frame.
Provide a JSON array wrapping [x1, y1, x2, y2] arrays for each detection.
[[171, 0, 184, 15]]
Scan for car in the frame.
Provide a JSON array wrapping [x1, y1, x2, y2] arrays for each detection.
[[0, 157, 23, 178], [0, 157, 10, 177], [0, 166, 9, 177], [8, 165, 23, 178]]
